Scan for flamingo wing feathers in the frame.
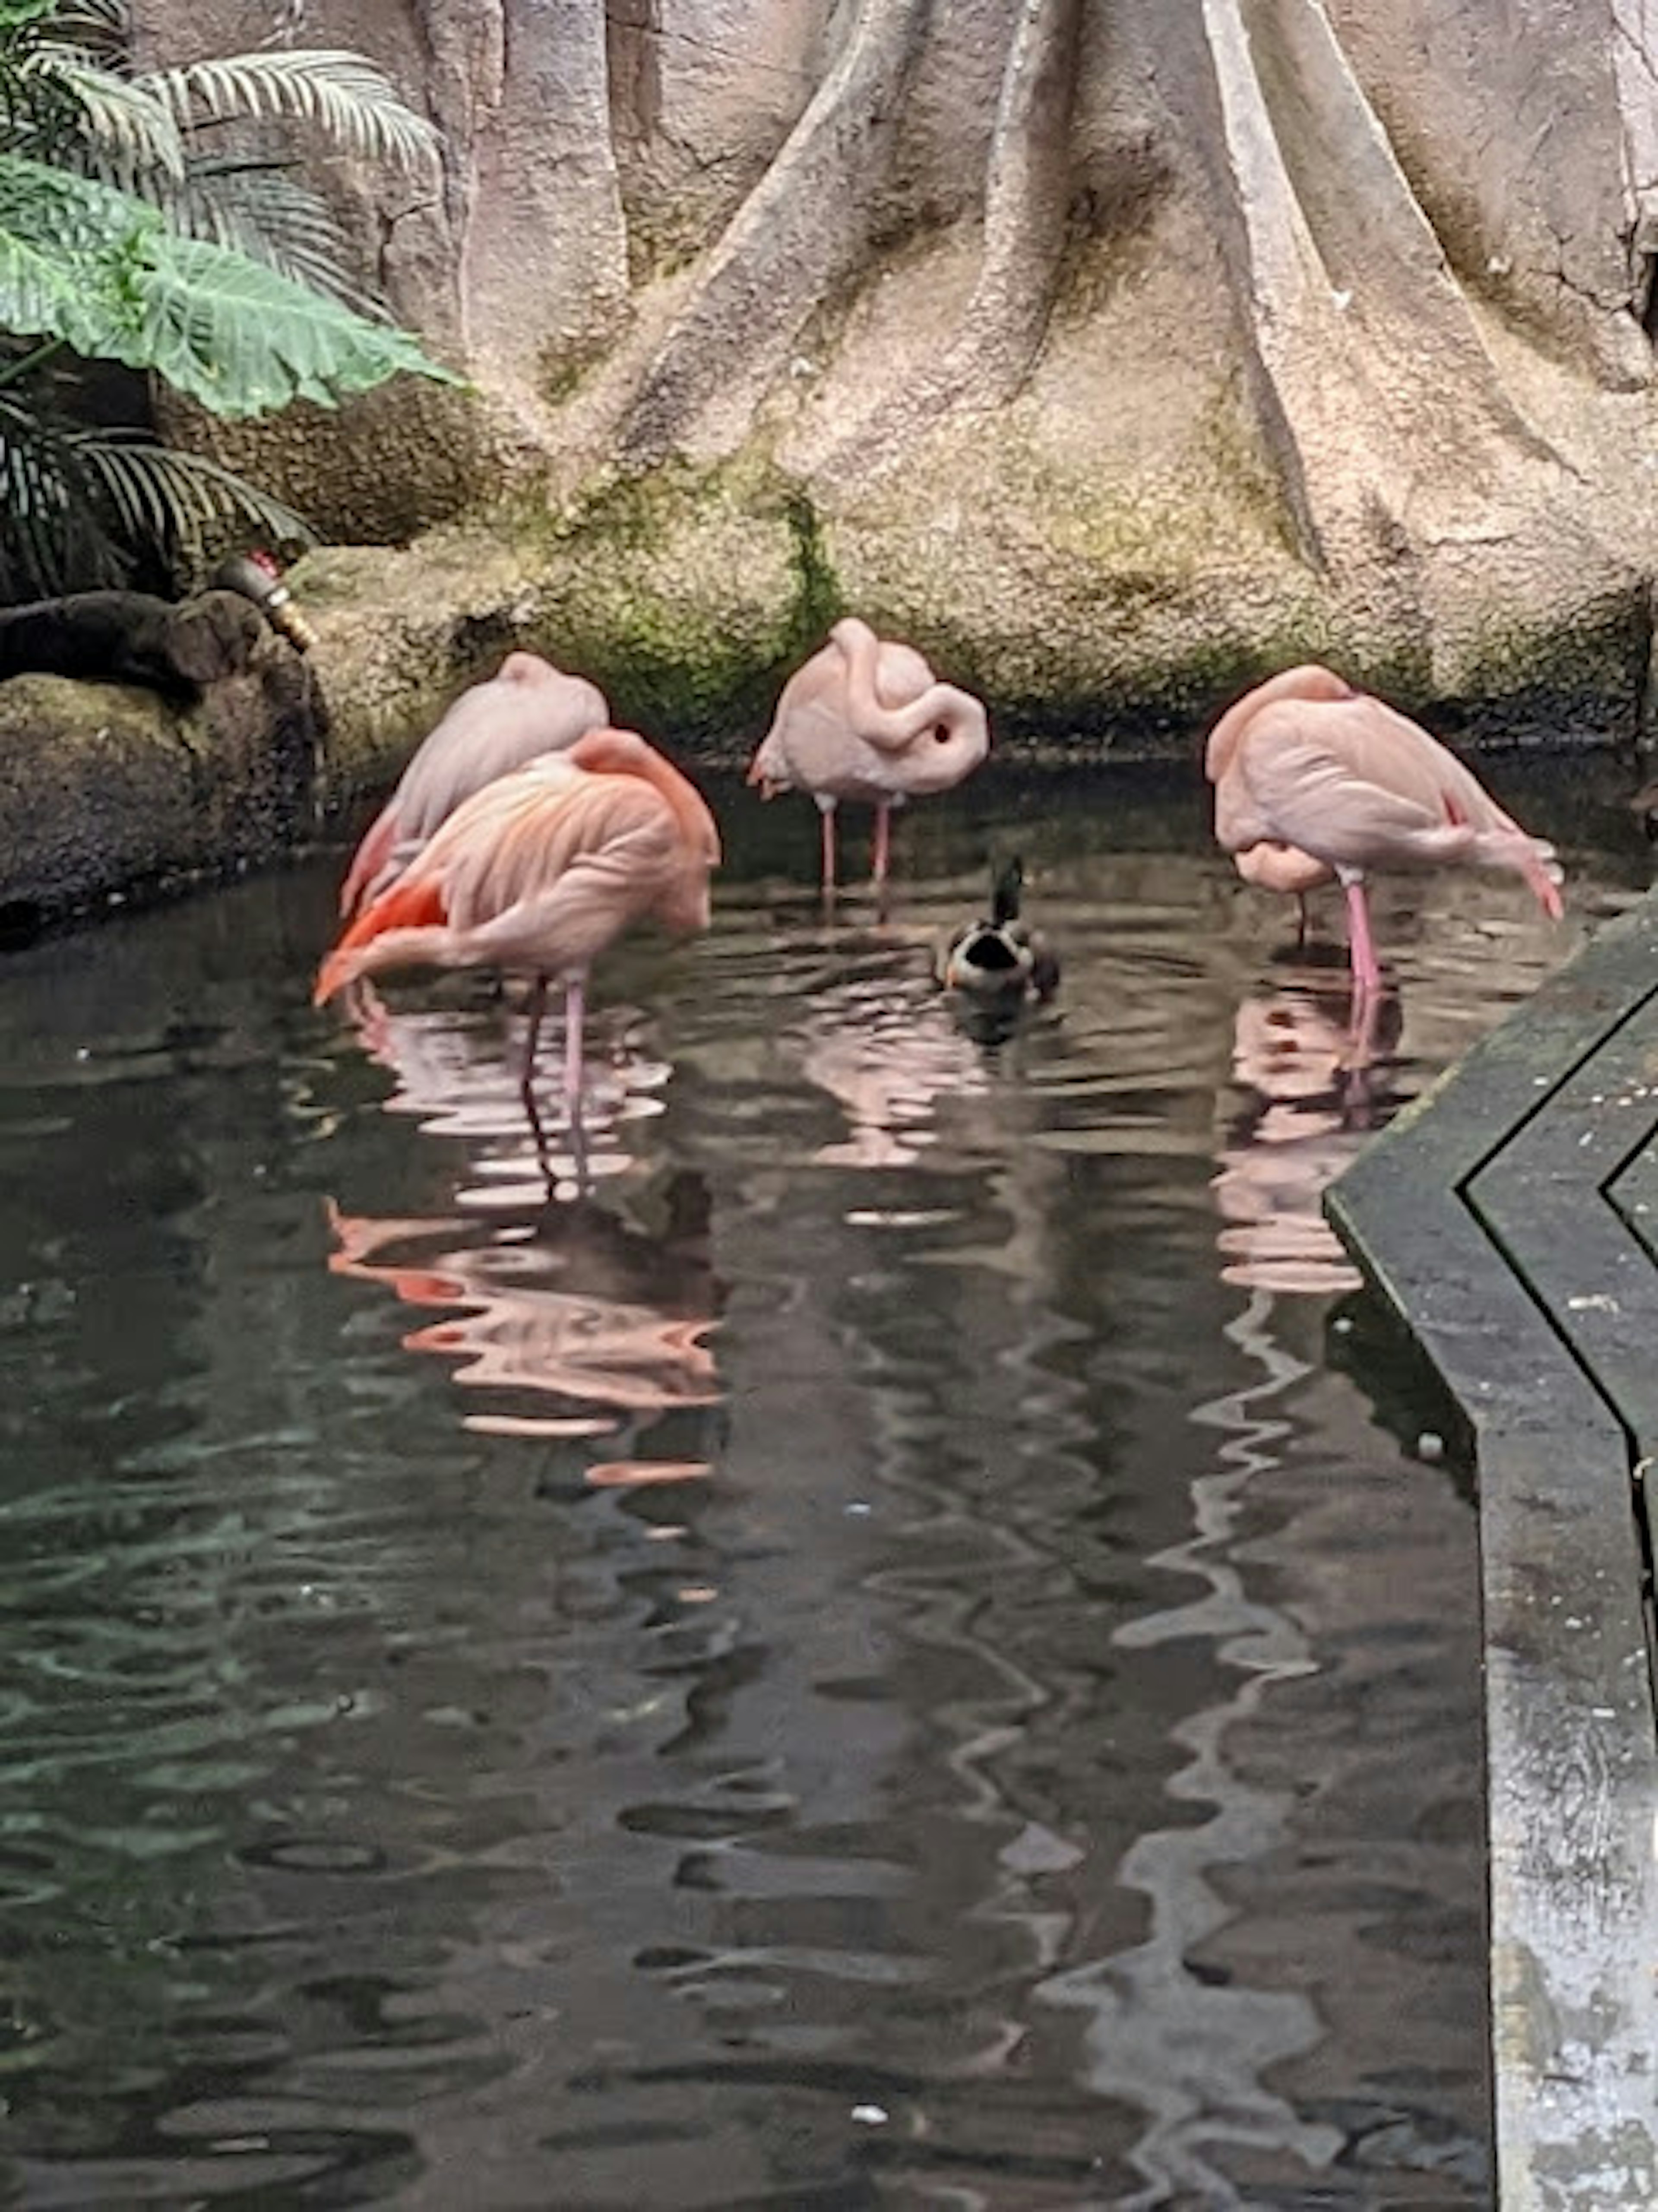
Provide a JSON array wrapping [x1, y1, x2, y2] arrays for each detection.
[[336, 659, 612, 915], [315, 744, 717, 1004], [1227, 696, 1562, 916]]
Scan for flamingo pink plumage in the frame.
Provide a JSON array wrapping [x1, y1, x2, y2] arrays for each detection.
[[1208, 664, 1563, 991], [747, 617, 989, 892], [338, 651, 611, 916], [315, 727, 719, 1110]]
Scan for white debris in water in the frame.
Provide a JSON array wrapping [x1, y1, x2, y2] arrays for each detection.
[[1416, 1431, 1445, 1462], [851, 2104, 889, 2126]]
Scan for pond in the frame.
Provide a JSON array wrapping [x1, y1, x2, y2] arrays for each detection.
[[0, 749, 1647, 2210]]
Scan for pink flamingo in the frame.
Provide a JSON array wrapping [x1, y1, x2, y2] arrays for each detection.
[[338, 651, 611, 916], [1207, 664, 1563, 992], [747, 617, 989, 893], [315, 728, 719, 1113]]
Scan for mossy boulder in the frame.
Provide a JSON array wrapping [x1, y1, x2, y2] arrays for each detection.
[[0, 648, 313, 929]]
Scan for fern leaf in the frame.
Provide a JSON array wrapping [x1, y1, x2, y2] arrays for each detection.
[[35, 48, 185, 181], [164, 156, 385, 315], [142, 50, 440, 175], [0, 387, 128, 595], [79, 429, 314, 572], [44, 0, 127, 67]]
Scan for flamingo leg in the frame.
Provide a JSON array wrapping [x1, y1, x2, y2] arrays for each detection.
[[562, 975, 586, 1108], [1294, 892, 1310, 953], [520, 973, 548, 1091], [1340, 870, 1382, 995], [816, 799, 838, 896], [567, 1100, 591, 1197], [521, 1071, 554, 1187], [871, 801, 892, 889]]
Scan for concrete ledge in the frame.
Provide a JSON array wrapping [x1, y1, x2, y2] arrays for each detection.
[[1327, 892, 1658, 2210]]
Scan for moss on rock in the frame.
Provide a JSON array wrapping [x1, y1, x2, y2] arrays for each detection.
[[0, 650, 313, 927]]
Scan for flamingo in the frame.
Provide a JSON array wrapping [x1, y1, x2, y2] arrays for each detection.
[[314, 727, 719, 1117], [338, 650, 610, 915], [1207, 664, 1563, 992], [1205, 665, 1351, 943], [747, 617, 989, 894]]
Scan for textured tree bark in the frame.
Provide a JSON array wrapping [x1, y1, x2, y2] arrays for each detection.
[[614, 0, 941, 464], [813, 0, 1088, 484], [130, 0, 1658, 724]]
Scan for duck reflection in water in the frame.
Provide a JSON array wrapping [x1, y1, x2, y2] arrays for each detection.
[[326, 1168, 724, 1474], [1212, 974, 1403, 1296], [793, 961, 996, 1168]]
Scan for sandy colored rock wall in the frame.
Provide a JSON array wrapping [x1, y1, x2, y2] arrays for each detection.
[[124, 0, 1658, 756]]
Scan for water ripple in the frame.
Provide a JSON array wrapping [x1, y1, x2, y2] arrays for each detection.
[[0, 759, 1624, 2203]]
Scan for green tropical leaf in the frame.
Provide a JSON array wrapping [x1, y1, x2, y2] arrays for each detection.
[[0, 3, 459, 596], [132, 227, 457, 414], [80, 429, 313, 566], [39, 0, 123, 65], [0, 152, 456, 411], [0, 385, 128, 594], [40, 46, 185, 180], [0, 151, 152, 357], [160, 156, 383, 314]]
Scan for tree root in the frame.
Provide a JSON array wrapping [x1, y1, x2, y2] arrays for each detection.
[[814, 0, 1087, 488], [615, 0, 940, 465]]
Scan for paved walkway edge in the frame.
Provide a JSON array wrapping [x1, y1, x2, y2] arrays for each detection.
[[1326, 893, 1658, 2209]]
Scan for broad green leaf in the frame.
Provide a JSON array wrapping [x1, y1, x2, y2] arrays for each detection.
[[130, 228, 459, 415], [0, 151, 155, 355], [0, 152, 458, 413]]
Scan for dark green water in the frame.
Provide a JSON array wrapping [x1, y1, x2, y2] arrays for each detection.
[[0, 755, 1645, 2209]]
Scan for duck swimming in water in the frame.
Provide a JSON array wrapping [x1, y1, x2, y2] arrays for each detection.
[[935, 858, 1060, 1000]]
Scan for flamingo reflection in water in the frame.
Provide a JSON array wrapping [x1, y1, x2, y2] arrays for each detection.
[[791, 959, 996, 1171], [326, 1173, 724, 1478], [327, 980, 723, 1475], [342, 972, 682, 1207], [1212, 975, 1402, 1296]]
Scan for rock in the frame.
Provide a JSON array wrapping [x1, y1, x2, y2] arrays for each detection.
[[124, 0, 1658, 739], [0, 646, 316, 930]]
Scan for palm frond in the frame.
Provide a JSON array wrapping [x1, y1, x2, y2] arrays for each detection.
[[0, 13, 90, 165], [0, 386, 128, 596], [163, 156, 385, 315], [44, 0, 127, 69], [79, 427, 313, 578], [35, 47, 184, 180], [141, 50, 440, 175]]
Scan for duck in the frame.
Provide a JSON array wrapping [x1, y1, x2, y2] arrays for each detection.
[[935, 858, 1060, 1000]]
